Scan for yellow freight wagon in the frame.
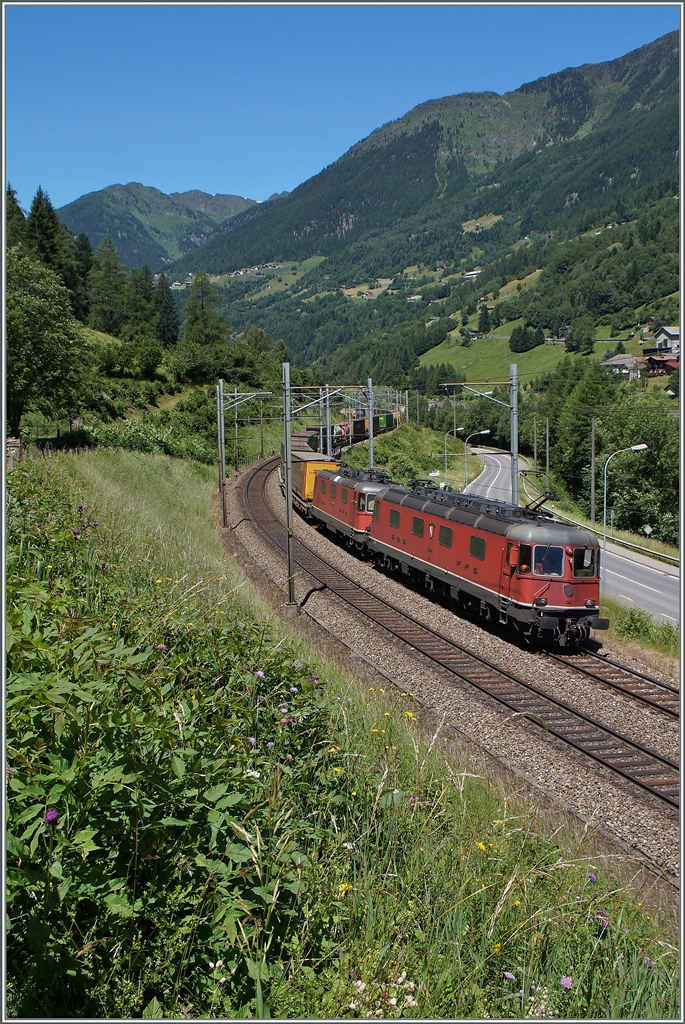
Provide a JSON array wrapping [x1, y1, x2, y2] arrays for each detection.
[[280, 449, 340, 516]]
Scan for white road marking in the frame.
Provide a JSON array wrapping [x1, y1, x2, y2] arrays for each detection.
[[605, 569, 665, 594], [662, 614, 678, 623], [619, 595, 634, 602]]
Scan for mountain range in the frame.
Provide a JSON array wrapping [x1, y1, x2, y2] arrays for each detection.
[[57, 183, 259, 270]]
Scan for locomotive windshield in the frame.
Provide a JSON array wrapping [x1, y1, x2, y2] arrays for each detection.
[[533, 544, 564, 576], [573, 548, 597, 578], [357, 492, 376, 513]]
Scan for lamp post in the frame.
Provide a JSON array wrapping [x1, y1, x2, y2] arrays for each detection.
[[602, 444, 647, 581], [464, 429, 490, 491], [444, 428, 464, 484]]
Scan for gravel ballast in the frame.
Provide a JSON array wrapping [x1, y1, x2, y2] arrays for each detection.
[[222, 467, 680, 885]]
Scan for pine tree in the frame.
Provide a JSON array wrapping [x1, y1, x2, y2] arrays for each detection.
[[181, 271, 229, 346], [6, 183, 26, 249], [154, 273, 180, 346], [72, 233, 95, 323], [24, 186, 79, 310], [89, 236, 127, 337], [122, 265, 156, 337], [478, 304, 491, 334]]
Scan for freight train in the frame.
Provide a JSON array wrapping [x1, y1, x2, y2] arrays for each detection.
[[299, 411, 402, 454], [286, 455, 608, 646]]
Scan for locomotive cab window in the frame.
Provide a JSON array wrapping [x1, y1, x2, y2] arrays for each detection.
[[518, 544, 532, 573], [389, 508, 400, 528], [534, 545, 564, 576], [573, 548, 597, 578], [412, 517, 425, 538], [438, 525, 452, 548], [366, 493, 376, 513], [469, 535, 486, 560], [341, 488, 348, 504], [373, 500, 381, 520], [357, 493, 366, 512], [330, 483, 337, 499], [320, 479, 327, 495]]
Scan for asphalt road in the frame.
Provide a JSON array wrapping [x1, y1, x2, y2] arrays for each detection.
[[467, 450, 680, 625]]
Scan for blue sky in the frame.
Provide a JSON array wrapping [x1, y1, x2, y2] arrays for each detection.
[[5, 3, 680, 210]]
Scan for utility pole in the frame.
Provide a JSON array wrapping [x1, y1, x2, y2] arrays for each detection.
[[233, 388, 239, 472], [368, 377, 374, 470], [282, 363, 298, 612], [319, 387, 324, 455], [416, 390, 420, 426], [546, 418, 550, 492], [510, 363, 519, 506], [590, 417, 596, 523], [259, 400, 264, 460], [216, 380, 226, 527], [325, 384, 332, 457], [533, 413, 538, 477]]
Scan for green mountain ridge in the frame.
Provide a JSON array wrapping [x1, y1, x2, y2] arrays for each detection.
[[164, 30, 678, 281], [57, 182, 257, 271]]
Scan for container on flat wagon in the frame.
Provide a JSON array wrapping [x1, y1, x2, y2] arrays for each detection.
[[285, 449, 340, 507]]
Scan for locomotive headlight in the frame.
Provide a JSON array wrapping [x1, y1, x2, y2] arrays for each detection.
[[534, 597, 547, 607], [585, 599, 596, 608]]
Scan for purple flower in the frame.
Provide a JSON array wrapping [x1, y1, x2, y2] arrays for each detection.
[[309, 674, 318, 682], [587, 872, 597, 883], [596, 910, 609, 931], [280, 716, 295, 725], [503, 971, 516, 981], [248, 737, 256, 747], [644, 956, 655, 971], [78, 505, 84, 512], [44, 808, 59, 829], [409, 795, 418, 803], [279, 706, 288, 714], [72, 528, 80, 536], [92, 521, 98, 528], [50, 538, 56, 542], [267, 741, 275, 749], [290, 687, 298, 693], [560, 976, 572, 990], [255, 670, 265, 679], [155, 643, 166, 650]]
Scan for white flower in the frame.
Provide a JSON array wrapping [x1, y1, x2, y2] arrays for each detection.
[[246, 769, 261, 778], [388, 997, 397, 1006]]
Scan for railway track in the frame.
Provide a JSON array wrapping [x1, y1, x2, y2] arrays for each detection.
[[543, 649, 680, 719], [239, 458, 679, 809]]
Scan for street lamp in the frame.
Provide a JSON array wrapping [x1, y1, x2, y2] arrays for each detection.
[[602, 444, 648, 581], [464, 429, 490, 491], [444, 428, 464, 483]]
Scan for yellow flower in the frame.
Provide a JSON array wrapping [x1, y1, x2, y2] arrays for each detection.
[[384, 712, 390, 717], [107, 637, 112, 641], [532, 935, 539, 944], [351, 791, 357, 796], [476, 841, 486, 852], [188, 623, 193, 627], [339, 883, 353, 894], [166, 577, 172, 581], [369, 687, 375, 691], [513, 900, 521, 907], [46, 564, 53, 569], [333, 767, 344, 773], [155, 579, 162, 584], [494, 943, 501, 952], [379, 688, 385, 693], [401, 692, 407, 697], [329, 747, 337, 753], [381, 729, 385, 734], [174, 579, 180, 583], [372, 728, 379, 733]]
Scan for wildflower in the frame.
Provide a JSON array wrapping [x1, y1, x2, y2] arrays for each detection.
[[476, 841, 486, 852], [351, 791, 357, 796], [409, 795, 418, 803], [246, 769, 261, 779], [644, 956, 655, 970], [46, 564, 52, 569], [310, 674, 318, 682], [247, 737, 256, 747], [494, 943, 501, 952], [372, 728, 379, 733], [290, 686, 298, 693], [50, 538, 56, 542], [379, 688, 385, 693], [92, 521, 98, 528], [587, 871, 597, 883], [72, 528, 81, 536], [384, 712, 390, 717], [78, 504, 84, 512], [513, 900, 521, 907], [333, 767, 344, 773], [156, 643, 166, 650], [560, 976, 572, 990], [155, 578, 162, 584], [369, 687, 375, 691], [267, 741, 275, 749], [339, 882, 353, 894], [401, 692, 407, 697], [255, 670, 265, 678], [44, 808, 59, 829], [504, 971, 516, 981]]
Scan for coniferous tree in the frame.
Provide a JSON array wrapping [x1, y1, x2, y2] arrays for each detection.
[[154, 273, 180, 346], [181, 271, 229, 346], [24, 186, 79, 310], [122, 265, 156, 338], [89, 236, 127, 337], [6, 183, 26, 249], [72, 233, 95, 323], [478, 304, 491, 334]]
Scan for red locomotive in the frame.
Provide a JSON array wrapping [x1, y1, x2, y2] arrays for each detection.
[[303, 468, 608, 645]]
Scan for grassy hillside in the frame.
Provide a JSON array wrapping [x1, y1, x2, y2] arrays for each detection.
[[58, 183, 257, 271], [7, 451, 678, 1017]]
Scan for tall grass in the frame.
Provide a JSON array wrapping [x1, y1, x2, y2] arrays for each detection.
[[6, 452, 678, 1018]]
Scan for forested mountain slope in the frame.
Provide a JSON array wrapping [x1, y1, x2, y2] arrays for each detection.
[[58, 183, 257, 271], [167, 31, 678, 281]]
